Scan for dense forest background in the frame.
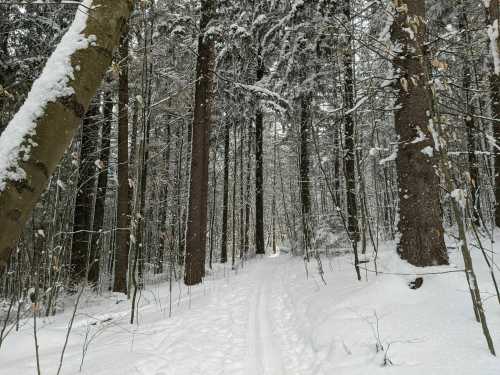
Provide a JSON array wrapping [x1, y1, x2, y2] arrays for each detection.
[[0, 0, 500, 359]]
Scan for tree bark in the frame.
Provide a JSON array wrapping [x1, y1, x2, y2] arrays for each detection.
[[89, 89, 112, 284], [485, 0, 500, 227], [221, 121, 230, 264], [0, 0, 133, 271], [299, 93, 312, 259], [71, 102, 99, 284], [460, 9, 481, 226], [113, 29, 131, 294], [133, 113, 150, 289], [342, 0, 361, 279], [391, 0, 448, 266], [244, 124, 252, 258], [231, 121, 237, 267], [184, 0, 216, 285], [342, 0, 359, 245], [209, 145, 217, 269], [255, 57, 265, 256], [239, 123, 245, 259], [157, 121, 171, 274]]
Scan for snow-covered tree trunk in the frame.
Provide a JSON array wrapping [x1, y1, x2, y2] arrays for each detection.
[[0, 0, 133, 270], [391, 0, 448, 266]]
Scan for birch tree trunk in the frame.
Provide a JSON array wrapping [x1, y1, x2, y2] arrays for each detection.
[[0, 0, 133, 270]]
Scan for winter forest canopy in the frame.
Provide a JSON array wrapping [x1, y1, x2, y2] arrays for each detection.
[[0, 0, 500, 373]]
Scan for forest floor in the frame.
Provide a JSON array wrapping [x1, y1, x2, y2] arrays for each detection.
[[1, 237, 500, 374]]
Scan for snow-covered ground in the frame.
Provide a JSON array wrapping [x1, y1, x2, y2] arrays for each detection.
[[1, 240, 499, 375]]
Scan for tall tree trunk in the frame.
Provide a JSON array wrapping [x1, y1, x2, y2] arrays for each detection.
[[134, 117, 150, 286], [157, 121, 171, 274], [71, 102, 99, 284], [299, 93, 312, 260], [89, 89, 112, 284], [209, 145, 217, 269], [255, 57, 265, 256], [460, 10, 481, 226], [342, 0, 361, 279], [244, 124, 252, 258], [239, 122, 245, 259], [133, 16, 154, 290], [333, 125, 341, 205], [272, 120, 277, 255], [231, 120, 237, 267], [485, 0, 500, 227], [176, 120, 186, 267], [391, 1, 448, 266], [113, 29, 131, 294], [221, 121, 230, 264], [184, 0, 216, 285], [342, 0, 360, 260]]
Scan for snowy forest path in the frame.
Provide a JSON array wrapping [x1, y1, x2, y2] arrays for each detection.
[[2, 251, 500, 375], [246, 257, 285, 375], [133, 255, 314, 375], [0, 256, 321, 375]]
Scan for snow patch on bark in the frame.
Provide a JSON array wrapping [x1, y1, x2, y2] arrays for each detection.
[[0, 0, 94, 191], [427, 118, 442, 151], [487, 19, 500, 75], [421, 146, 434, 157], [451, 189, 467, 210], [379, 150, 397, 165]]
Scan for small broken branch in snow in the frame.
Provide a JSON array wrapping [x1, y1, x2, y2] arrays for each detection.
[[0, 0, 133, 269]]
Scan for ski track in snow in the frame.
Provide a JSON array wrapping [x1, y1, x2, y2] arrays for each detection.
[[0, 257, 306, 375], [1, 249, 500, 375], [133, 257, 306, 375], [247, 261, 284, 375]]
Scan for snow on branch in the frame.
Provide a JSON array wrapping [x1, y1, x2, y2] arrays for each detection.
[[234, 83, 290, 111], [345, 96, 368, 115]]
